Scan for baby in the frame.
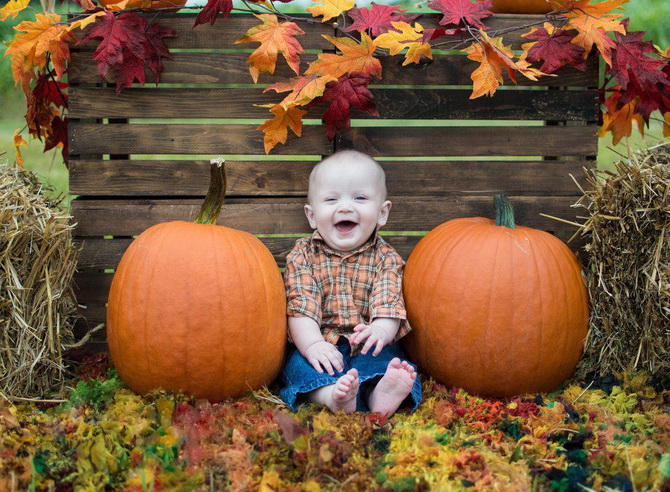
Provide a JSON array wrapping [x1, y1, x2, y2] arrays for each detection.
[[280, 150, 421, 417]]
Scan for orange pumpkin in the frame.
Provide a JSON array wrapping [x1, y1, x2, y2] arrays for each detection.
[[491, 0, 553, 14], [97, 0, 187, 11], [107, 163, 287, 401], [402, 195, 588, 398]]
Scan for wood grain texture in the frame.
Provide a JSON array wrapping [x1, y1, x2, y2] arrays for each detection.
[[68, 51, 598, 87], [69, 159, 591, 196], [68, 122, 333, 155], [71, 195, 584, 236], [68, 124, 596, 156], [68, 86, 599, 121]]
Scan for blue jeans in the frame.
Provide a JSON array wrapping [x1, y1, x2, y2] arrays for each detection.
[[280, 337, 422, 412]]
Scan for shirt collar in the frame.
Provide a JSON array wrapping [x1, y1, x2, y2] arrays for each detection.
[[310, 228, 379, 258]]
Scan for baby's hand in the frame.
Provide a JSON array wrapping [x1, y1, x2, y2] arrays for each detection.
[[304, 341, 344, 376], [351, 323, 395, 356]]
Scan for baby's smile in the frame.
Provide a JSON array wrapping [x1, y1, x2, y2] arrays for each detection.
[[334, 220, 358, 234]]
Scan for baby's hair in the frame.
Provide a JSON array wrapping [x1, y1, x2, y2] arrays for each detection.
[[308, 150, 387, 202]]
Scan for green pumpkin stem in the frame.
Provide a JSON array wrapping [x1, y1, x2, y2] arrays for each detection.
[[494, 194, 516, 229], [195, 159, 227, 225]]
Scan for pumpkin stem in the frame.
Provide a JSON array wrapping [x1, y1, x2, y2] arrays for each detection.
[[494, 194, 516, 229], [195, 159, 226, 225]]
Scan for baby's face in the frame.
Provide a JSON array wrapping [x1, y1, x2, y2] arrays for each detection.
[[305, 159, 391, 252]]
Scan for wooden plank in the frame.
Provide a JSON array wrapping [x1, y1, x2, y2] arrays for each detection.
[[71, 13, 335, 51], [68, 124, 595, 156], [337, 126, 598, 157], [69, 159, 591, 196], [69, 86, 599, 121], [68, 122, 332, 155], [71, 195, 585, 236], [70, 13, 548, 51], [68, 51, 598, 87]]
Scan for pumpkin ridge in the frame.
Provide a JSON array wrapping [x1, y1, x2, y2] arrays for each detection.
[[243, 232, 270, 380], [482, 224, 505, 395], [524, 228, 545, 393]]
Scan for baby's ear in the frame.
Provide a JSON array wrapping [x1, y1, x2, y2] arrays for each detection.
[[304, 204, 317, 229], [377, 200, 392, 227]]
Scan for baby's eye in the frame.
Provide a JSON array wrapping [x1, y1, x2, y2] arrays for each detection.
[[325, 197, 337, 202], [355, 195, 367, 201]]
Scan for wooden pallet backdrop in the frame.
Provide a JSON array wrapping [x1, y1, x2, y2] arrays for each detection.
[[68, 12, 599, 347]]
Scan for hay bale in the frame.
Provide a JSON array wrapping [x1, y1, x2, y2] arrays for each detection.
[[574, 143, 670, 378], [0, 164, 80, 399]]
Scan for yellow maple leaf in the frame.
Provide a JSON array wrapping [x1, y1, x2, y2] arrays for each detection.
[[464, 30, 544, 99], [374, 21, 433, 66], [565, 0, 627, 65], [5, 13, 66, 91], [265, 74, 337, 109], [66, 11, 106, 32], [0, 0, 30, 21], [306, 0, 355, 22], [664, 112, 670, 138], [13, 130, 27, 168], [306, 33, 382, 79], [234, 14, 305, 83], [258, 105, 308, 154], [103, 0, 133, 10]]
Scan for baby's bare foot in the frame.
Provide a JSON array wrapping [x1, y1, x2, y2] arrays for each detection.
[[367, 358, 416, 417], [328, 368, 359, 413]]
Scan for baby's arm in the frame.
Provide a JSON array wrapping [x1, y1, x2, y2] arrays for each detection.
[[351, 318, 400, 356], [290, 316, 344, 376]]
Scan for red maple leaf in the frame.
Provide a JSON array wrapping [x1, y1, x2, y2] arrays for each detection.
[[79, 12, 147, 79], [193, 0, 233, 27], [428, 0, 492, 30], [44, 115, 68, 160], [114, 51, 145, 93], [319, 72, 379, 141], [342, 3, 416, 37], [145, 22, 177, 83], [610, 23, 668, 93], [523, 27, 586, 74]]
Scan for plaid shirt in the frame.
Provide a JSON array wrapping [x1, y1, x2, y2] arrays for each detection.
[[284, 230, 411, 355]]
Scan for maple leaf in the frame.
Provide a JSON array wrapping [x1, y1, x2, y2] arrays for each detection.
[[599, 88, 644, 145], [66, 12, 107, 33], [521, 24, 586, 73], [145, 22, 178, 83], [664, 112, 670, 138], [44, 115, 69, 160], [193, 0, 233, 27], [428, 0, 493, 30], [79, 12, 147, 79], [610, 25, 669, 92], [564, 0, 627, 65], [258, 105, 307, 154], [374, 22, 433, 66], [234, 14, 305, 83], [306, 33, 382, 79], [102, 0, 133, 10], [13, 129, 27, 168], [306, 0, 355, 22], [464, 30, 544, 98], [0, 0, 30, 22], [343, 3, 415, 37], [5, 13, 67, 91], [319, 72, 379, 140], [265, 74, 337, 109]]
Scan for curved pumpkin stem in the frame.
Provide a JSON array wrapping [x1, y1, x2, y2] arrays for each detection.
[[195, 159, 227, 225], [494, 194, 516, 229]]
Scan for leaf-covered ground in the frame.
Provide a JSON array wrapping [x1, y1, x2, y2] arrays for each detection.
[[1, 354, 669, 491]]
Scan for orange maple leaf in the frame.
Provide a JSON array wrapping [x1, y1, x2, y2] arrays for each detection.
[[5, 13, 68, 92], [464, 30, 545, 98], [599, 90, 644, 145], [663, 112, 670, 138], [564, 0, 627, 65], [305, 33, 382, 79], [265, 74, 337, 109], [258, 105, 308, 154], [234, 14, 305, 83], [13, 129, 27, 168]]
